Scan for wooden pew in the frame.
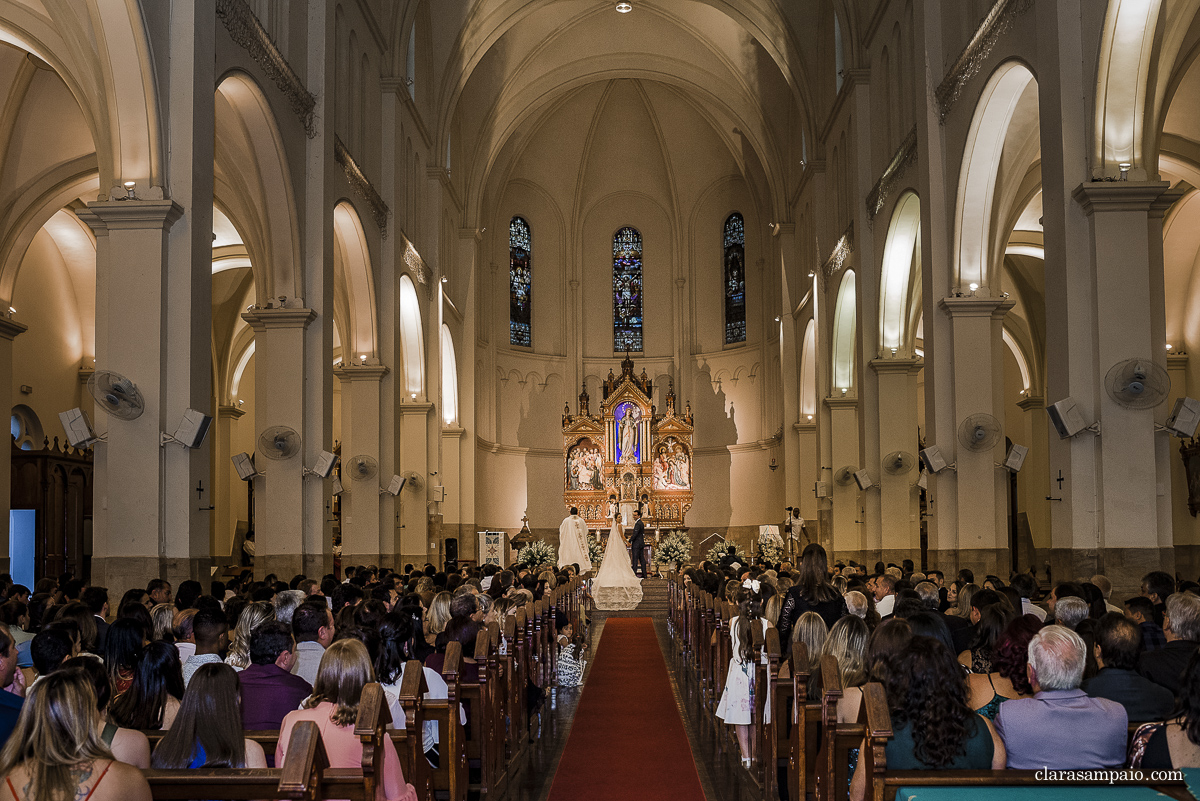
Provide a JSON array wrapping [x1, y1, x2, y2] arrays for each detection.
[[815, 653, 856, 801], [755, 627, 781, 799], [856, 683, 1194, 801], [787, 642, 820, 801], [427, 641, 468, 801]]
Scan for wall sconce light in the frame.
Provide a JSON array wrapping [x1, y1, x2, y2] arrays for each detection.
[[806, 414, 814, 421], [775, 316, 781, 322], [890, 347, 897, 356], [840, 387, 848, 395], [808, 270, 815, 278], [615, 2, 632, 12], [968, 282, 979, 294], [769, 457, 778, 471], [122, 181, 137, 200], [1167, 344, 1174, 352], [441, 276, 448, 283], [1119, 162, 1131, 181], [359, 354, 367, 362], [410, 393, 417, 399]]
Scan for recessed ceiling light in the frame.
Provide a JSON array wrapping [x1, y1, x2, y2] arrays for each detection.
[[616, 2, 633, 12]]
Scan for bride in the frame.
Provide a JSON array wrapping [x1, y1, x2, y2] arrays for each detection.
[[592, 506, 643, 611]]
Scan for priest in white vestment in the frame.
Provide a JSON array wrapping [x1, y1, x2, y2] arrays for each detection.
[[558, 507, 592, 573]]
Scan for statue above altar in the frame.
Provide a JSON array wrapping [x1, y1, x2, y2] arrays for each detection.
[[562, 354, 695, 530]]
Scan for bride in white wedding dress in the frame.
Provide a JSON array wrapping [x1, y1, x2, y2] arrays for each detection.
[[592, 510, 643, 611]]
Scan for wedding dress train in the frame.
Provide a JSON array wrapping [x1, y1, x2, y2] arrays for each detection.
[[592, 519, 643, 611]]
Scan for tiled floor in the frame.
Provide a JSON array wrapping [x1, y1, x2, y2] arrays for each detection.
[[503, 616, 759, 801]]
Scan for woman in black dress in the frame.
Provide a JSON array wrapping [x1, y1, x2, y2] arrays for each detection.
[[777, 543, 847, 643]]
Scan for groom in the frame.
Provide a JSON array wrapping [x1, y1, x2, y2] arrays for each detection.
[[630, 508, 646, 577]]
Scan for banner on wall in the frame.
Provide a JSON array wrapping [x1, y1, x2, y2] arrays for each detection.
[[478, 531, 505, 567]]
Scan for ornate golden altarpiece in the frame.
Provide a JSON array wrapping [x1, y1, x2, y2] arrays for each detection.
[[561, 355, 694, 530]]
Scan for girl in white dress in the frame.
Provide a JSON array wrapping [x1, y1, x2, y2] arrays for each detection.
[[592, 511, 643, 610], [715, 580, 772, 767]]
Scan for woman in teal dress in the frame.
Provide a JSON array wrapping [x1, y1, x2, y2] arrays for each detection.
[[967, 615, 1042, 719], [849, 636, 1005, 801]]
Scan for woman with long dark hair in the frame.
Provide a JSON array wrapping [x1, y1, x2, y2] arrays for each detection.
[[957, 603, 1012, 674], [849, 636, 1004, 801], [0, 668, 150, 801], [776, 544, 847, 642], [375, 613, 463, 762], [967, 615, 1041, 719], [714, 583, 771, 768], [103, 619, 146, 697], [278, 640, 417, 801], [63, 657, 151, 769], [108, 641, 184, 730], [151, 663, 266, 768]]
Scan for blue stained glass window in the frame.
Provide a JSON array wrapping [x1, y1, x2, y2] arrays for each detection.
[[723, 213, 746, 344], [509, 217, 531, 346], [613, 226, 643, 351]]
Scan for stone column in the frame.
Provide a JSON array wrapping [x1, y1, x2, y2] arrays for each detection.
[[870, 358, 922, 562], [441, 426, 465, 558], [825, 396, 861, 561], [1015, 395, 1049, 571], [334, 363, 388, 565], [214, 404, 245, 563], [398, 402, 432, 565], [241, 307, 316, 579], [937, 296, 1013, 578], [1069, 182, 1174, 579], [0, 317, 26, 574], [77, 200, 184, 593]]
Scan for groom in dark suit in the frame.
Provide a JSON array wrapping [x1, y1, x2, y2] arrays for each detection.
[[630, 508, 646, 577]]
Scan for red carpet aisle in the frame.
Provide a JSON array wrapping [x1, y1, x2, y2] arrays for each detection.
[[546, 617, 706, 801]]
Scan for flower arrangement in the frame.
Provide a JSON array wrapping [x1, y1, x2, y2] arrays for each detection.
[[705, 540, 730, 565], [758, 534, 784, 565], [587, 533, 604, 566], [653, 530, 693, 571], [516, 539, 556, 570]]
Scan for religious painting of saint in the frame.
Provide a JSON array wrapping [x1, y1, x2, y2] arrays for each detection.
[[566, 439, 605, 491], [652, 437, 691, 490], [615, 402, 641, 463]]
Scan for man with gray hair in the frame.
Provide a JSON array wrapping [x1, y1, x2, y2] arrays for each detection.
[[1090, 574, 1123, 614], [1138, 591, 1200, 695], [844, 590, 868, 620], [272, 589, 307, 625], [995, 625, 1127, 769], [1053, 596, 1089, 630]]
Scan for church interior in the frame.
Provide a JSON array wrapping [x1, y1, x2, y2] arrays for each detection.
[[0, 0, 1195, 593]]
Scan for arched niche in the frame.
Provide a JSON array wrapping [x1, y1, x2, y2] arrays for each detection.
[[441, 324, 458, 426], [332, 201, 378, 360], [799, 318, 817, 417]]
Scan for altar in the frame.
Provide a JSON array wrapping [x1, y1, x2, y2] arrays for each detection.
[[562, 354, 695, 532]]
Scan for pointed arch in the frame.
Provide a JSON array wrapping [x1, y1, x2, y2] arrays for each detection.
[[880, 192, 921, 354], [332, 201, 379, 360], [441, 323, 458, 425], [831, 270, 857, 393], [399, 274, 425, 397], [800, 318, 817, 417]]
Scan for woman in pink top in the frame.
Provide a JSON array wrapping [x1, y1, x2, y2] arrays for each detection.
[[277, 639, 417, 801]]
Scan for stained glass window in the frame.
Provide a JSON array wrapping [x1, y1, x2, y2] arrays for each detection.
[[613, 226, 643, 351], [724, 213, 746, 344], [509, 216, 531, 347]]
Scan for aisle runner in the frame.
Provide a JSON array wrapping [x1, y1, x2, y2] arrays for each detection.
[[546, 617, 706, 801]]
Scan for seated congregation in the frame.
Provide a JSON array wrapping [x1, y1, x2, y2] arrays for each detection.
[[673, 545, 1200, 799], [0, 563, 586, 801]]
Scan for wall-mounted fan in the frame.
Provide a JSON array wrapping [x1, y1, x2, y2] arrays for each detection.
[[882, 451, 916, 475], [258, 425, 301, 460], [958, 414, 1001, 452], [1105, 358, 1171, 409], [87, 371, 144, 420], [834, 466, 858, 486], [345, 455, 379, 481], [404, 471, 423, 490]]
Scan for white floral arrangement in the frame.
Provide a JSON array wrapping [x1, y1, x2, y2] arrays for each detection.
[[516, 539, 556, 570], [758, 535, 784, 565], [704, 540, 730, 565], [586, 533, 604, 566], [653, 530, 693, 570]]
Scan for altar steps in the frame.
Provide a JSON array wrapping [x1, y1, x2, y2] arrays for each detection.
[[590, 577, 671, 619]]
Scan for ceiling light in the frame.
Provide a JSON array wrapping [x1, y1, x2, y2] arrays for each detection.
[[616, 2, 632, 12], [441, 276, 448, 283]]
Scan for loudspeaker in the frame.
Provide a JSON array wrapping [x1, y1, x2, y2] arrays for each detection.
[[919, 446, 948, 473], [173, 408, 213, 449], [231, 452, 257, 481], [311, 450, 339, 479], [59, 408, 97, 448], [815, 480, 830, 498], [1167, 397, 1200, 438], [1003, 443, 1029, 472], [445, 538, 458, 561], [1047, 397, 1088, 439], [853, 469, 874, 490], [384, 475, 406, 496]]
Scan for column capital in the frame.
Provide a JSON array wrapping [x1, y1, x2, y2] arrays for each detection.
[[1169, 353, 1189, 371], [0, 317, 28, 341], [793, 420, 816, 432], [441, 426, 465, 439], [333, 364, 390, 382], [399, 402, 434, 417], [241, 307, 317, 331], [218, 404, 246, 420], [938, 295, 1014, 319], [824, 396, 858, 410], [869, 357, 922, 375], [77, 199, 184, 232], [1071, 181, 1172, 215], [78, 366, 93, 385], [1016, 395, 1044, 412]]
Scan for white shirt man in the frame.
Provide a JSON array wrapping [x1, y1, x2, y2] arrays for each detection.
[[874, 575, 897, 618], [290, 602, 335, 686]]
